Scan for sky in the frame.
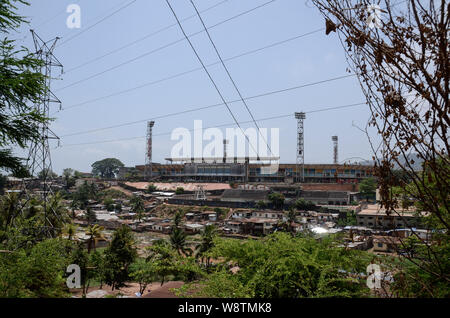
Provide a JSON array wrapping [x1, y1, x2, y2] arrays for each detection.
[[12, 0, 382, 174]]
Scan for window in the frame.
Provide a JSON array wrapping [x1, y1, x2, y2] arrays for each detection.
[[377, 243, 383, 248]]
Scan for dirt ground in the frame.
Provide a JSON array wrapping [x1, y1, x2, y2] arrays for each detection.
[[71, 281, 184, 298]]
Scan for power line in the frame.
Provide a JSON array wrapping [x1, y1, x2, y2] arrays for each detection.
[[58, 101, 367, 148], [59, 73, 356, 138], [56, 27, 324, 112], [165, 0, 260, 157], [54, 0, 276, 92], [64, 0, 230, 74], [189, 0, 273, 157], [57, 0, 138, 48]]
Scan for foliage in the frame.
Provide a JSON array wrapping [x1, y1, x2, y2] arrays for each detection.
[[175, 187, 184, 195], [294, 198, 315, 211], [0, 238, 72, 298], [91, 158, 124, 179], [147, 184, 158, 193], [72, 180, 98, 209], [0, 0, 49, 176], [268, 192, 285, 210], [195, 225, 216, 269], [85, 224, 105, 253], [312, 0, 449, 295], [170, 211, 191, 256], [336, 210, 357, 227], [130, 258, 156, 294], [130, 195, 145, 221], [182, 233, 371, 298], [359, 177, 377, 200], [255, 200, 267, 209], [103, 225, 137, 290]]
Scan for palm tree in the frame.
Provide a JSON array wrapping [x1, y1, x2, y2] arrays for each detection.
[[287, 209, 297, 233], [45, 192, 70, 237], [63, 223, 78, 241], [85, 224, 105, 253], [169, 211, 191, 256], [195, 225, 216, 268], [131, 195, 145, 222]]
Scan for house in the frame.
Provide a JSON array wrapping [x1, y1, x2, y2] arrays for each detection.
[[251, 211, 284, 220], [372, 236, 403, 253]]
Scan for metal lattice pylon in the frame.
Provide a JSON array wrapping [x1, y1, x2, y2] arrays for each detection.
[[195, 185, 207, 201], [23, 30, 63, 233]]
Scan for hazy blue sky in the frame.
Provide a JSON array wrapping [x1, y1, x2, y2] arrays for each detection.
[[13, 0, 381, 174]]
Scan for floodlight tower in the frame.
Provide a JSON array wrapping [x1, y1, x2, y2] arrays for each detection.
[[145, 121, 155, 179], [223, 139, 229, 163], [332, 136, 338, 164], [295, 112, 306, 183]]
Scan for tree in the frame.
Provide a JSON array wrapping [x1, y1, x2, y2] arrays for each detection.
[[312, 0, 449, 296], [62, 168, 76, 189], [37, 168, 58, 180], [147, 184, 158, 193], [130, 258, 156, 295], [63, 223, 77, 241], [195, 225, 216, 269], [104, 197, 115, 212], [130, 195, 145, 222], [180, 233, 371, 298], [359, 177, 377, 201], [0, 174, 7, 195], [73, 180, 98, 209], [85, 224, 105, 253], [103, 225, 137, 290], [146, 239, 177, 286], [256, 200, 267, 209], [91, 158, 124, 179], [0, 238, 71, 298], [0, 0, 50, 176], [85, 207, 97, 224], [175, 187, 184, 195], [268, 192, 285, 210], [170, 211, 191, 256]]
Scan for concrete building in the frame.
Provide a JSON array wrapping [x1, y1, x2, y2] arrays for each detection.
[[356, 204, 427, 229]]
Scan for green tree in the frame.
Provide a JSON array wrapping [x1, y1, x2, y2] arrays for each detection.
[[359, 177, 377, 201], [130, 258, 156, 295], [37, 168, 58, 180], [182, 232, 371, 298], [147, 184, 157, 193], [103, 225, 137, 290], [170, 211, 191, 256], [130, 195, 145, 222], [85, 224, 105, 254], [268, 192, 285, 210], [195, 225, 216, 269], [146, 239, 177, 286], [91, 158, 124, 179], [0, 0, 49, 176], [175, 187, 184, 195]]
